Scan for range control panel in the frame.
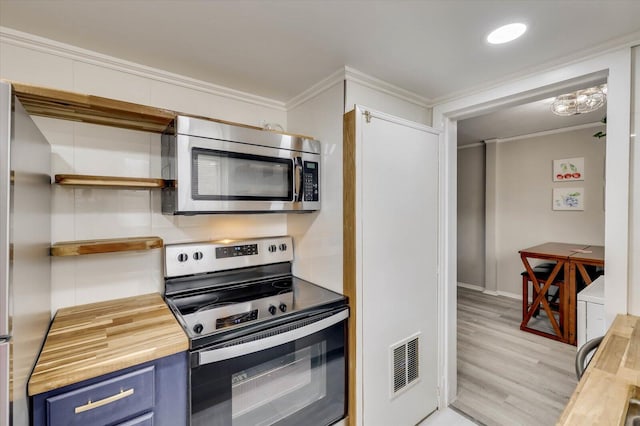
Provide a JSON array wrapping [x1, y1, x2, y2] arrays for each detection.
[[215, 244, 258, 259], [164, 236, 293, 278]]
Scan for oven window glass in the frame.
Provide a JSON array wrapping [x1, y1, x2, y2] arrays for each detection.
[[192, 148, 292, 201], [231, 343, 326, 425]]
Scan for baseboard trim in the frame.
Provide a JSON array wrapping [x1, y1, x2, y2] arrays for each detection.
[[457, 282, 484, 292], [496, 290, 522, 301], [457, 283, 522, 301]]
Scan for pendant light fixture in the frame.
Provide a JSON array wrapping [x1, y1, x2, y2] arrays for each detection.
[[551, 84, 607, 116]]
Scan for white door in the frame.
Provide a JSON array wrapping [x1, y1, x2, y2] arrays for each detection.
[[355, 106, 439, 425]]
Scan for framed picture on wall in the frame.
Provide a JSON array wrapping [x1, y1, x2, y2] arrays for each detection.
[[553, 157, 584, 181], [553, 187, 584, 211]]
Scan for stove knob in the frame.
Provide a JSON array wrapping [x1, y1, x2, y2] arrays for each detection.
[[177, 253, 188, 262], [279, 243, 287, 251], [268, 244, 277, 253], [279, 303, 287, 313], [193, 323, 204, 334], [268, 305, 277, 315], [193, 251, 203, 261]]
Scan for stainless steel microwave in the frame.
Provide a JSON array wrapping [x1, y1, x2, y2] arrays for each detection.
[[161, 116, 320, 214]]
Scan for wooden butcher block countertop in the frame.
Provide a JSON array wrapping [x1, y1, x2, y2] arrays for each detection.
[[557, 314, 640, 425], [28, 293, 188, 396]]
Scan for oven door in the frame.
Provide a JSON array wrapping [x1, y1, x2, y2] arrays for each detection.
[[190, 308, 347, 426]]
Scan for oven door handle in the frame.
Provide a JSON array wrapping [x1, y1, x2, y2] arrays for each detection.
[[197, 308, 348, 365]]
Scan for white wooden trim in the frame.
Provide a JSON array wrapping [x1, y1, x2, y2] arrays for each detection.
[[285, 68, 346, 110], [437, 118, 456, 408], [0, 26, 287, 110], [457, 282, 484, 291], [491, 122, 604, 144], [345, 66, 430, 108], [433, 47, 633, 407], [457, 142, 484, 150], [468, 122, 605, 149], [360, 106, 440, 134], [496, 290, 522, 301]]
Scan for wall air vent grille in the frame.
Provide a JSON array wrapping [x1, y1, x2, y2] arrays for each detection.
[[390, 332, 421, 399]]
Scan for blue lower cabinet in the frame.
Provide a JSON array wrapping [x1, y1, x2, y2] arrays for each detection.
[[117, 412, 154, 426], [31, 352, 187, 426]]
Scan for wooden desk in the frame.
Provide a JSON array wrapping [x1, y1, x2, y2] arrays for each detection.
[[519, 242, 604, 345]]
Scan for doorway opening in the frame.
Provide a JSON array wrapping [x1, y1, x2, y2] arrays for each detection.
[[452, 81, 607, 424], [433, 48, 632, 416]]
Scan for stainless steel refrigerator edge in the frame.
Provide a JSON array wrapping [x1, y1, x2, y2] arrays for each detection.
[[0, 82, 52, 426]]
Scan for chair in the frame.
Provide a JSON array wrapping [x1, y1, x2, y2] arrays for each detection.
[[521, 262, 565, 325], [577, 265, 604, 292]]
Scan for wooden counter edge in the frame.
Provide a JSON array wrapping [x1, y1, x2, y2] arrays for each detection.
[[27, 293, 188, 396], [556, 314, 640, 425]]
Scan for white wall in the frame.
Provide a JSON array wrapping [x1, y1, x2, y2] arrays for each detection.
[[0, 37, 289, 313], [287, 81, 345, 293], [489, 127, 605, 296], [630, 45, 640, 315], [456, 144, 485, 288]]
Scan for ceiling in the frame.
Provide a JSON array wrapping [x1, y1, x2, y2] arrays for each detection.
[[457, 83, 608, 146], [0, 1, 637, 142]]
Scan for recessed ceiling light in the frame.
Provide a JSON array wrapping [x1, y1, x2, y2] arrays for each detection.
[[487, 23, 527, 44]]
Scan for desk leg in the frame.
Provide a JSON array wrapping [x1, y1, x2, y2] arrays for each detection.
[[567, 262, 576, 345], [521, 257, 564, 340]]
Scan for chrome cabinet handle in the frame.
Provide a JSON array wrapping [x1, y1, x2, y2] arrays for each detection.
[[293, 157, 303, 202], [74, 388, 134, 414]]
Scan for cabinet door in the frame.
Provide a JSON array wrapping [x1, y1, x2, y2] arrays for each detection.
[[117, 412, 154, 426], [31, 352, 188, 426], [46, 366, 154, 426], [586, 302, 606, 340], [345, 106, 440, 426]]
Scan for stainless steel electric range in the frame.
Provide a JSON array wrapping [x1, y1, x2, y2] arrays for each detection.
[[163, 236, 348, 426]]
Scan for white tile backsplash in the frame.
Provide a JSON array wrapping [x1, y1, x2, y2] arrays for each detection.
[[73, 251, 162, 306], [50, 257, 76, 314], [4, 40, 290, 311], [51, 186, 75, 243], [74, 189, 151, 240], [73, 123, 151, 177]]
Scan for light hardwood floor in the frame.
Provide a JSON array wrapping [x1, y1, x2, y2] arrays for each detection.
[[451, 287, 578, 426]]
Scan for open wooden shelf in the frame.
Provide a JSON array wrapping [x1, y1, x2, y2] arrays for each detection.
[[55, 174, 169, 189], [51, 236, 164, 256], [7, 80, 175, 134]]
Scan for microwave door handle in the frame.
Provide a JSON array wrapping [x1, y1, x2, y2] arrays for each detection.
[[197, 309, 348, 365], [293, 157, 303, 202]]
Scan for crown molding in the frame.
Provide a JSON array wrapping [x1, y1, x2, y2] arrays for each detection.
[[285, 68, 346, 110], [344, 66, 431, 108], [457, 142, 485, 150], [490, 121, 604, 144], [286, 66, 433, 111], [0, 26, 287, 111]]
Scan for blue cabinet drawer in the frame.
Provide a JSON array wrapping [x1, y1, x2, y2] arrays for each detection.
[[117, 412, 154, 426], [46, 365, 155, 426]]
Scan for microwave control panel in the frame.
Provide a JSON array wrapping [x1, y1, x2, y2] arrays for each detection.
[[303, 161, 319, 202]]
